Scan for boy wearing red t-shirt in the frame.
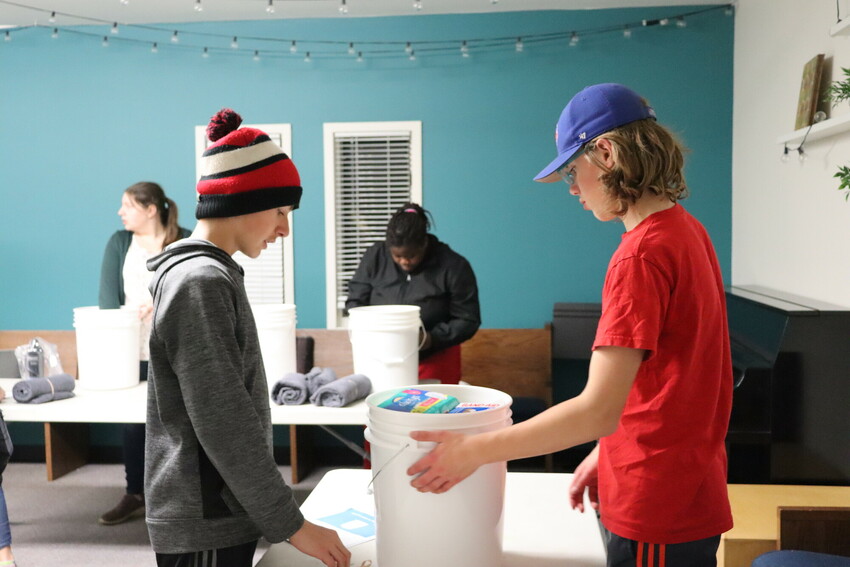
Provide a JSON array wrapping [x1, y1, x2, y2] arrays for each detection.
[[408, 83, 733, 566]]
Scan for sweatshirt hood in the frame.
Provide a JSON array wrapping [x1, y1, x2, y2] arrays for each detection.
[[147, 239, 243, 296]]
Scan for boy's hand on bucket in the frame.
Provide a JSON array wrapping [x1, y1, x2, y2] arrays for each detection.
[[407, 430, 479, 493]]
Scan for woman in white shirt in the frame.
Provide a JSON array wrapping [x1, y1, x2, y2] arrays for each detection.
[[97, 181, 190, 525]]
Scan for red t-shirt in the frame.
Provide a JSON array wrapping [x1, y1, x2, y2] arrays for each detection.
[[593, 204, 733, 544]]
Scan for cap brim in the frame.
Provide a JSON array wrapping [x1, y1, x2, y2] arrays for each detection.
[[533, 144, 582, 183]]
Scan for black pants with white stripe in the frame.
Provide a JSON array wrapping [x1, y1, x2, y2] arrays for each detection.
[[155, 540, 257, 567]]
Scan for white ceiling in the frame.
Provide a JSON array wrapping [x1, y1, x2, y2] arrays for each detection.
[[1, 0, 728, 27]]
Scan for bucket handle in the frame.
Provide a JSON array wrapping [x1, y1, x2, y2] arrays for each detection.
[[365, 437, 437, 494], [349, 321, 427, 366], [366, 441, 410, 495]]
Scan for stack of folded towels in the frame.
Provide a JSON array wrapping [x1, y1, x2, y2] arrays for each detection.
[[271, 367, 372, 408], [13, 373, 76, 404]]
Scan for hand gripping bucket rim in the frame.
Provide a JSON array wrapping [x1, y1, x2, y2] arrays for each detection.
[[364, 384, 513, 567]]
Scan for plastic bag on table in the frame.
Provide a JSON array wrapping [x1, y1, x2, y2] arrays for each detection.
[[14, 337, 64, 378]]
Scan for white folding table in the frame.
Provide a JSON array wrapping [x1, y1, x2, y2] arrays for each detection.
[[258, 468, 607, 567], [0, 377, 368, 481]]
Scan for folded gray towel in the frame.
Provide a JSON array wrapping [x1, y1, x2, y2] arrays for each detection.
[[271, 372, 308, 405], [310, 374, 372, 407], [13, 373, 76, 404], [305, 366, 337, 396]]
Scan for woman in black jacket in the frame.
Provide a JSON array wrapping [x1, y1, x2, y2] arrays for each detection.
[[345, 203, 481, 384]]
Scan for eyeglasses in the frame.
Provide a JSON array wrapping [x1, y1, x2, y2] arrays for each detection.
[[556, 148, 585, 187], [558, 164, 578, 186]]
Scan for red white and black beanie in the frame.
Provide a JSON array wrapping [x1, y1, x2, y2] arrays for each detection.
[[196, 108, 302, 219]]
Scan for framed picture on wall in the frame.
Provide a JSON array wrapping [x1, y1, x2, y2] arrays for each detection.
[[795, 53, 825, 130]]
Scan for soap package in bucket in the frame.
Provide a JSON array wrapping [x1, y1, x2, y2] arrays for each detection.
[[365, 384, 512, 567]]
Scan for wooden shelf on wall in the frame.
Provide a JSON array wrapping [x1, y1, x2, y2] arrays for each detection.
[[777, 112, 850, 146]]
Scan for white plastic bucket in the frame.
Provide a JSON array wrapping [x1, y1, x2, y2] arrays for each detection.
[[364, 384, 513, 567], [253, 303, 297, 396], [348, 305, 423, 395], [72, 306, 141, 390]]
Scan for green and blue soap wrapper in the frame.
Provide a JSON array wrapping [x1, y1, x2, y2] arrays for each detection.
[[378, 388, 459, 413]]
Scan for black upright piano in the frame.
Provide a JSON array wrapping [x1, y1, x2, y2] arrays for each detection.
[[726, 285, 850, 484], [553, 285, 850, 485]]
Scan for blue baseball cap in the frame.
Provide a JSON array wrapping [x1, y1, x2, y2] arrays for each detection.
[[534, 83, 656, 183]]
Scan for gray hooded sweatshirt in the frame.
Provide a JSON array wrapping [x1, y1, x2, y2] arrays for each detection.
[[145, 239, 304, 554]]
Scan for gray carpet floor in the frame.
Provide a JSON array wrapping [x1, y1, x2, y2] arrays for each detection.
[[3, 462, 330, 567]]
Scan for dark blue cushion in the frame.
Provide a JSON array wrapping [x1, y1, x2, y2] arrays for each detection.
[[753, 550, 850, 567]]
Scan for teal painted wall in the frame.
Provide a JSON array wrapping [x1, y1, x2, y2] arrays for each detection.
[[1, 7, 733, 332]]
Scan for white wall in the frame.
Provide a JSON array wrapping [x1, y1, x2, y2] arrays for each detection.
[[734, 0, 850, 307]]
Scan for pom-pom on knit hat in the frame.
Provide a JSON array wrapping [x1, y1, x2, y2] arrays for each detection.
[[196, 108, 302, 219]]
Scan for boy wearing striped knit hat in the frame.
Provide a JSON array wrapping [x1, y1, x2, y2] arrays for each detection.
[[144, 109, 350, 567]]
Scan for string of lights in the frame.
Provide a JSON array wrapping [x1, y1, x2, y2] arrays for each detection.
[[0, 1, 735, 63]]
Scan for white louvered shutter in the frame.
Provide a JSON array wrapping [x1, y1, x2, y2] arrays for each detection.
[[194, 124, 295, 305], [324, 122, 423, 328]]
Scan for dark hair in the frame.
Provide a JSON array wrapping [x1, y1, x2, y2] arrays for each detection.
[[386, 203, 432, 249], [124, 181, 181, 246]]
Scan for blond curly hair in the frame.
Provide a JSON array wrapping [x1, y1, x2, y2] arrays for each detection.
[[583, 117, 689, 216]]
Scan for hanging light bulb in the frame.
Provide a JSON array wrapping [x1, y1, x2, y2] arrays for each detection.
[[290, 40, 297, 53], [194, 0, 203, 12], [253, 50, 261, 61], [405, 42, 412, 54], [780, 145, 790, 163], [797, 147, 806, 163], [515, 37, 523, 52], [409, 49, 416, 61], [231, 36, 239, 49], [461, 40, 469, 58], [120, 0, 129, 5], [202, 47, 209, 58], [171, 30, 180, 43], [49, 11, 56, 23], [348, 42, 355, 55], [51, 27, 59, 39], [724, 5, 734, 16], [266, 0, 275, 14], [339, 0, 348, 15], [4, 31, 10, 42], [623, 25, 632, 39], [356, 51, 363, 63], [659, 18, 670, 26], [676, 16, 687, 28], [304, 51, 312, 63], [413, 0, 422, 11], [102, 36, 109, 47], [569, 32, 579, 47], [111, 22, 119, 34], [151, 42, 158, 53]]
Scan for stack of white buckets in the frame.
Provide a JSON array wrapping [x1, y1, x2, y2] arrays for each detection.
[[350, 305, 513, 567], [252, 303, 298, 395], [73, 306, 141, 390]]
